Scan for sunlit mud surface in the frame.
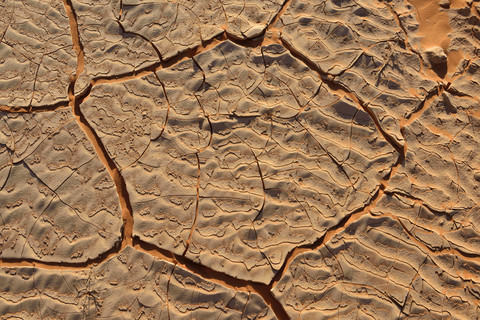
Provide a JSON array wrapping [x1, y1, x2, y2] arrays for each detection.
[[1, 0, 480, 319]]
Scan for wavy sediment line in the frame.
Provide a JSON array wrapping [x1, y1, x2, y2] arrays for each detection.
[[66, 33, 231, 253], [267, 81, 444, 293], [277, 36, 405, 156], [0, 101, 70, 113], [0, 1, 388, 316], [0, 0, 124, 269], [0, 246, 121, 270], [270, 144, 403, 288], [70, 0, 293, 91], [384, 190, 480, 262], [87, 34, 228, 89], [134, 238, 290, 320]]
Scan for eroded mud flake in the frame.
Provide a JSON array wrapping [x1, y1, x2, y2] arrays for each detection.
[[276, 0, 437, 145], [0, 110, 122, 262], [0, 0, 76, 107], [0, 246, 276, 319], [80, 40, 397, 284], [273, 214, 480, 319]]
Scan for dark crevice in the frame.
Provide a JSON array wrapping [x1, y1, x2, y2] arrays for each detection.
[[68, 0, 292, 92], [84, 32, 228, 88], [385, 190, 463, 228], [0, 2, 296, 319], [64, 0, 135, 249], [404, 84, 444, 121], [395, 215, 480, 261], [6, 1, 466, 318], [71, 84, 134, 249], [65, 27, 292, 319], [0, 241, 122, 270], [0, 101, 71, 113], [384, 2, 429, 71]]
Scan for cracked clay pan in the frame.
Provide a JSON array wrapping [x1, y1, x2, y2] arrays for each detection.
[[1, 0, 480, 319]]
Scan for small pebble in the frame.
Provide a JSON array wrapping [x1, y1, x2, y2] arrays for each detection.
[[474, 172, 480, 182], [439, 0, 450, 8], [425, 46, 448, 65]]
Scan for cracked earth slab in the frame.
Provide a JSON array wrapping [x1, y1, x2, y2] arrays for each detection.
[[275, 0, 440, 146], [0, 0, 76, 108], [80, 40, 397, 284], [0, 246, 275, 319], [71, 0, 285, 94], [1, 0, 480, 319], [272, 214, 480, 319], [0, 109, 122, 262], [387, 91, 480, 212]]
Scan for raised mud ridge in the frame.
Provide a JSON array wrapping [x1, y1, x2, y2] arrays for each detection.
[[1, 0, 480, 319]]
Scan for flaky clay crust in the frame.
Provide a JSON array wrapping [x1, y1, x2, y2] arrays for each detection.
[[1, 0, 480, 319]]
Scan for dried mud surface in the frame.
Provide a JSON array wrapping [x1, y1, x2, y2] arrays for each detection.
[[1, 0, 480, 319]]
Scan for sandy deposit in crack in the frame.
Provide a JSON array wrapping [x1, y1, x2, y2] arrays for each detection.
[[408, 0, 474, 80], [63, 0, 136, 250]]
